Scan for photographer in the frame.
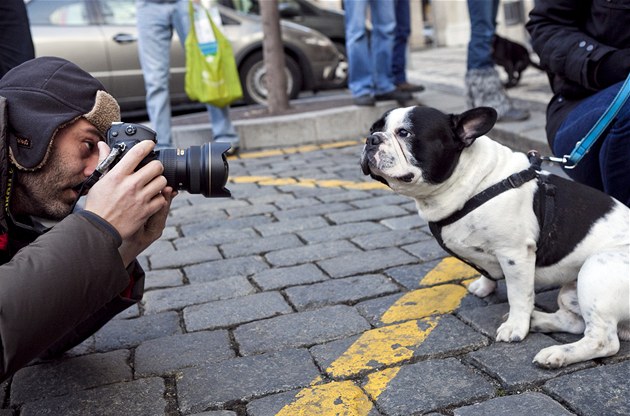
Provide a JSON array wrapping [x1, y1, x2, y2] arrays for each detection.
[[0, 57, 176, 381]]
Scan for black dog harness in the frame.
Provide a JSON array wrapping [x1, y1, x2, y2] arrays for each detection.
[[428, 152, 556, 280]]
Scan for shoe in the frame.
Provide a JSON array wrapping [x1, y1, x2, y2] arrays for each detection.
[[353, 94, 375, 106], [396, 82, 425, 93], [375, 89, 413, 103], [215, 136, 240, 155], [497, 107, 530, 122]]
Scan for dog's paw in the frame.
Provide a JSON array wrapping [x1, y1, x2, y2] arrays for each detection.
[[533, 346, 568, 369], [468, 276, 496, 298], [496, 320, 529, 342]]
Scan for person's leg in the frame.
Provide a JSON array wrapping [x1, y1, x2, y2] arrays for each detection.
[[466, 0, 497, 71], [465, 0, 527, 121], [0, 0, 34, 78], [174, 0, 239, 151], [553, 81, 630, 206], [369, 0, 397, 95], [206, 104, 240, 152], [137, 0, 175, 146], [344, 0, 373, 99], [392, 0, 410, 85]]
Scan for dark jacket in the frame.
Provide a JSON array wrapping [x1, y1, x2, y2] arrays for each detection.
[[526, 0, 630, 143], [0, 97, 145, 381]]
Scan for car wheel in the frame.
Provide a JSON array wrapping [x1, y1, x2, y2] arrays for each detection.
[[239, 51, 302, 105]]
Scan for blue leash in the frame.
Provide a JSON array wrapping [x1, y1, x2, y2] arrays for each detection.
[[545, 73, 630, 169]]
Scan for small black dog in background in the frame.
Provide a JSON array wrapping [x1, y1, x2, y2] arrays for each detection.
[[492, 34, 542, 88]]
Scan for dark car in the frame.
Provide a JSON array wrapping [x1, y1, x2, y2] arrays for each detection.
[[25, 0, 345, 110], [223, 0, 346, 56], [223, 0, 348, 87]]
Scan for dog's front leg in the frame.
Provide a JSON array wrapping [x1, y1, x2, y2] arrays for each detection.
[[495, 247, 536, 342]]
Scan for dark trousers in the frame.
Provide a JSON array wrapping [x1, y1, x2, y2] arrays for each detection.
[[466, 0, 499, 70], [392, 0, 411, 85], [553, 80, 630, 206]]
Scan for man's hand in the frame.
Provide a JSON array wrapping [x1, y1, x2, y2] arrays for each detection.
[[84, 140, 177, 266]]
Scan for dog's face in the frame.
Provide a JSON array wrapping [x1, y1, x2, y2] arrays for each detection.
[[360, 106, 497, 194]]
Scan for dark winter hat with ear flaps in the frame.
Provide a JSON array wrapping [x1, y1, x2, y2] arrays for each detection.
[[0, 56, 120, 171]]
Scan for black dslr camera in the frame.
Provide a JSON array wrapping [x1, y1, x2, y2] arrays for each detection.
[[102, 122, 231, 198]]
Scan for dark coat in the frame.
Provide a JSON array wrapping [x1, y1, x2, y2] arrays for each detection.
[[526, 0, 630, 142], [0, 97, 145, 381]]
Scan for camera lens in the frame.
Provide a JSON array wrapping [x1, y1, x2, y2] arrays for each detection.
[[157, 142, 231, 198]]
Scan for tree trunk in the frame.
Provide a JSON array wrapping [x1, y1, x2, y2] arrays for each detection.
[[259, 0, 290, 114]]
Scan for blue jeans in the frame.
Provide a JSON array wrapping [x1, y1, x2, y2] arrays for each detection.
[[136, 0, 238, 146], [553, 81, 630, 206], [392, 0, 410, 85], [466, 0, 499, 70], [344, 0, 396, 97]]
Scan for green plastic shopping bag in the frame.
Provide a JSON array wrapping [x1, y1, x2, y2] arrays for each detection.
[[185, 1, 242, 108]]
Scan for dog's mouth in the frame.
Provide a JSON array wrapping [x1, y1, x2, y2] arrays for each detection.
[[360, 146, 414, 185]]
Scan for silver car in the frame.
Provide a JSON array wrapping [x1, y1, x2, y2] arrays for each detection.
[[25, 0, 345, 110]]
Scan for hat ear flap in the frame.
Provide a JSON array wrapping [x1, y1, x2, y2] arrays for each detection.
[[451, 107, 497, 147]]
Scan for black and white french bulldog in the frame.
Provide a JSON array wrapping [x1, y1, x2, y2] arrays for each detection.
[[360, 105, 630, 368]]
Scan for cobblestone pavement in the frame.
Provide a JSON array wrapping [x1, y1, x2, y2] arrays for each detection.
[[5, 137, 629, 416]]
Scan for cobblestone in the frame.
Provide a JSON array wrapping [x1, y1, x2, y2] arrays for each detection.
[[373, 358, 496, 415], [453, 392, 573, 416], [325, 205, 408, 225], [284, 274, 400, 311], [255, 216, 329, 237], [142, 277, 255, 313], [134, 330, 235, 376], [234, 305, 371, 356], [220, 233, 303, 258], [177, 349, 319, 413], [251, 263, 329, 290], [11, 350, 131, 405], [467, 333, 593, 391], [351, 228, 432, 251], [93, 311, 182, 352], [184, 256, 269, 283], [183, 291, 293, 331], [150, 245, 222, 269], [543, 360, 630, 415], [318, 247, 418, 278], [20, 377, 166, 415], [297, 221, 389, 244], [265, 240, 360, 267]]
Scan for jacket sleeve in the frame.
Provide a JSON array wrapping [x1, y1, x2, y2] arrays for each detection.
[[526, 0, 617, 96], [0, 211, 143, 380]]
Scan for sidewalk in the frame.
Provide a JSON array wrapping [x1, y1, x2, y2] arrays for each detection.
[[172, 46, 553, 155], [6, 47, 629, 415]]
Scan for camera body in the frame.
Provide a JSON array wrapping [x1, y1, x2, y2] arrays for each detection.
[[106, 122, 231, 198], [106, 122, 159, 169]]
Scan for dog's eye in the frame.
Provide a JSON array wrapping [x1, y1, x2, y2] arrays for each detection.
[[397, 129, 411, 138]]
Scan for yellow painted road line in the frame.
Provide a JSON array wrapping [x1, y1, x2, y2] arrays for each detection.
[[326, 318, 440, 379], [422, 256, 480, 285], [275, 257, 479, 415], [230, 175, 388, 191], [380, 285, 467, 325]]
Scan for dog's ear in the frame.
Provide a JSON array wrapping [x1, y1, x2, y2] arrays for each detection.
[[451, 107, 497, 147]]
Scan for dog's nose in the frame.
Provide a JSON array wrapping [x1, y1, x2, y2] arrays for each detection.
[[366, 134, 382, 146]]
